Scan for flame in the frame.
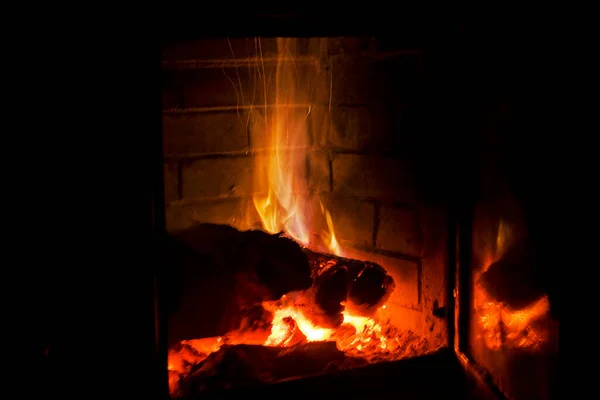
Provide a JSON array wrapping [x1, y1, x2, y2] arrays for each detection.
[[266, 306, 334, 345], [250, 38, 341, 256], [319, 200, 343, 256], [475, 219, 551, 350]]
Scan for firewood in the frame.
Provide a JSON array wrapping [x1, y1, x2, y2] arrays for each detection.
[[303, 248, 396, 319], [314, 266, 349, 326], [174, 224, 313, 298], [164, 224, 313, 345], [349, 265, 396, 312]]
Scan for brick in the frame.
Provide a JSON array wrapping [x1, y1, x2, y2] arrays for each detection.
[[163, 112, 248, 155], [307, 105, 331, 148], [248, 106, 312, 150], [377, 206, 423, 256], [165, 199, 244, 233], [306, 151, 330, 193], [420, 206, 447, 259], [181, 157, 254, 199], [342, 247, 421, 310], [330, 56, 375, 105], [332, 154, 415, 202], [327, 197, 374, 246], [180, 68, 260, 108], [328, 104, 420, 154], [163, 162, 179, 204], [329, 106, 395, 151], [329, 106, 370, 149], [161, 70, 180, 109], [180, 62, 324, 109]]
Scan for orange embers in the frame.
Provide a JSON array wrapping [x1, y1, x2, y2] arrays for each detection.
[[167, 297, 429, 395]]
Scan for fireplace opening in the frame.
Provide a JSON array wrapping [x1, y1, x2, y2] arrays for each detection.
[[161, 36, 449, 397], [158, 31, 559, 399]]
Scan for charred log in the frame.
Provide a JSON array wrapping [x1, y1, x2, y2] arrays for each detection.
[[175, 224, 313, 298], [304, 249, 396, 318], [314, 266, 349, 327], [164, 224, 313, 345], [349, 265, 396, 313], [303, 249, 367, 278]]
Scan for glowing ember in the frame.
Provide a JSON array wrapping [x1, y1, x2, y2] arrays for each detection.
[[266, 306, 333, 345], [167, 299, 430, 395]]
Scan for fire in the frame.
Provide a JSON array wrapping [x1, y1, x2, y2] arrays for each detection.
[[166, 38, 432, 396], [167, 303, 396, 371], [250, 38, 341, 256], [475, 219, 551, 350], [320, 200, 343, 256], [262, 300, 389, 349], [265, 303, 334, 345], [167, 300, 412, 395]]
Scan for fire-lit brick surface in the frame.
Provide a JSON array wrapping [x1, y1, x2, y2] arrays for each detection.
[[161, 37, 447, 344], [180, 157, 254, 199], [332, 154, 415, 201], [328, 197, 375, 246], [377, 205, 423, 256], [163, 112, 248, 155], [163, 162, 179, 204]]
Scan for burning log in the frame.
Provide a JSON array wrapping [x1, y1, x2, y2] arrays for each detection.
[[313, 266, 349, 327], [164, 223, 313, 345], [349, 265, 395, 313], [303, 249, 396, 322], [278, 316, 307, 347]]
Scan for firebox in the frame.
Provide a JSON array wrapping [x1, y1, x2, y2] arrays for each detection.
[[154, 17, 559, 400]]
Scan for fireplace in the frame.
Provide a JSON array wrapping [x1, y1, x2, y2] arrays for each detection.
[[154, 18, 559, 400]]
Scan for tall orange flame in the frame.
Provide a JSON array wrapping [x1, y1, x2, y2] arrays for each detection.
[[251, 38, 340, 255]]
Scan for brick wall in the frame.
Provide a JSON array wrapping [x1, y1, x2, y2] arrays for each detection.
[[161, 37, 448, 346]]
